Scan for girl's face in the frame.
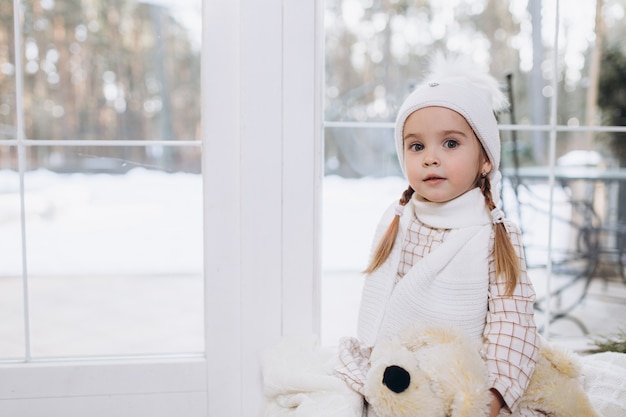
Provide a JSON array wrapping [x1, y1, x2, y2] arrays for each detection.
[[402, 106, 492, 203]]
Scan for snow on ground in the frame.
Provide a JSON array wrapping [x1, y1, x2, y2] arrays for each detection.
[[0, 169, 204, 357], [0, 168, 203, 277]]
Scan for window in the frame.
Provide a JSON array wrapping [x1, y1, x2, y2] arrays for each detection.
[[1, 2, 321, 415], [322, 0, 626, 346], [0, 0, 203, 360]]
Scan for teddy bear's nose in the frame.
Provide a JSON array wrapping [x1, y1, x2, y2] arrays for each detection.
[[382, 365, 411, 393]]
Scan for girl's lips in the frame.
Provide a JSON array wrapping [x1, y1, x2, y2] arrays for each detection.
[[423, 175, 445, 182], [423, 175, 446, 186]]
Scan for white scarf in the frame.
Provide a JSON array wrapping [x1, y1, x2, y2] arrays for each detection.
[[357, 188, 494, 346]]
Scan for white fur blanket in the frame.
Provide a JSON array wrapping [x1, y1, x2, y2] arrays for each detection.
[[261, 335, 364, 417], [582, 352, 626, 417], [261, 337, 626, 417]]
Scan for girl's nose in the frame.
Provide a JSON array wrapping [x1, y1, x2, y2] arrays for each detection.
[[422, 149, 439, 166]]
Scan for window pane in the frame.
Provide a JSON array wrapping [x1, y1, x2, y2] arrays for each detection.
[[324, 0, 542, 124], [324, 126, 399, 177], [557, 0, 626, 127], [2, 0, 203, 359], [0, 147, 26, 359], [19, 0, 201, 141], [502, 133, 626, 339], [0, 0, 16, 138], [16, 146, 203, 358]]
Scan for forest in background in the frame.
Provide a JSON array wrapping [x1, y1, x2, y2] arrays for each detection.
[[0, 0, 201, 172]]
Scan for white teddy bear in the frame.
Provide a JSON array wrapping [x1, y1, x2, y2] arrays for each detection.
[[364, 323, 600, 417]]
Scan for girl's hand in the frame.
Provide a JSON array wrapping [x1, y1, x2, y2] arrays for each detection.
[[488, 389, 504, 417]]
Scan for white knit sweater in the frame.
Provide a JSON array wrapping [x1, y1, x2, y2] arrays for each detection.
[[357, 188, 493, 346]]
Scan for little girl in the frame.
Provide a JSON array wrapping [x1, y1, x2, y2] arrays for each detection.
[[337, 54, 541, 417]]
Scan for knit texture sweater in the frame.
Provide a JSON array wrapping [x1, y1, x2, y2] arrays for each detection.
[[358, 188, 493, 346]]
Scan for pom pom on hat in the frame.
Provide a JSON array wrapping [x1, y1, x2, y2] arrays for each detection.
[[394, 52, 508, 182], [423, 53, 509, 113]]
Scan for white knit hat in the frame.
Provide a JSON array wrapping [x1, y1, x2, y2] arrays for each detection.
[[394, 54, 508, 182]]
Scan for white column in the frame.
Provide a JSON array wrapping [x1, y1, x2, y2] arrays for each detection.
[[202, 1, 322, 415]]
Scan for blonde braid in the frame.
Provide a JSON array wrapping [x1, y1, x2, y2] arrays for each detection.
[[480, 175, 520, 296], [363, 185, 414, 274]]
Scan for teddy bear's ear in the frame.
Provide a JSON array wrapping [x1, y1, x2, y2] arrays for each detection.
[[401, 327, 430, 350], [401, 323, 465, 351], [421, 326, 464, 346]]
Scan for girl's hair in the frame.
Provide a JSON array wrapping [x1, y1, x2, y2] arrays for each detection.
[[363, 185, 414, 275], [479, 174, 520, 296], [363, 175, 520, 297]]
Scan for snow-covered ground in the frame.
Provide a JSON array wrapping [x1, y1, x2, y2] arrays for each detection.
[[0, 169, 203, 276], [0, 169, 204, 358]]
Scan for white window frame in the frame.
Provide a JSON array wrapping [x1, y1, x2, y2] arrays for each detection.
[[0, 1, 323, 415], [203, 0, 322, 414]]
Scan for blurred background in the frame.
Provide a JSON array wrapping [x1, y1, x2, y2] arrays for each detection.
[[320, 0, 626, 349], [323, 0, 626, 176]]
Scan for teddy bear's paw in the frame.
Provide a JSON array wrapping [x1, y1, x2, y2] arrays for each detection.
[[448, 389, 491, 417], [525, 399, 600, 417], [540, 343, 582, 379], [521, 344, 602, 417]]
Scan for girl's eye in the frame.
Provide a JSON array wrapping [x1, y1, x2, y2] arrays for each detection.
[[408, 143, 424, 151], [443, 139, 459, 149]]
